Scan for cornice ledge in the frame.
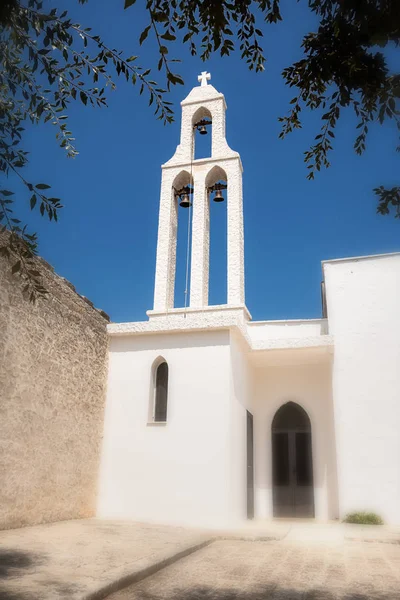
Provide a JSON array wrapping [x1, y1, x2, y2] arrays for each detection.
[[162, 154, 241, 170], [107, 306, 251, 337], [250, 335, 334, 351]]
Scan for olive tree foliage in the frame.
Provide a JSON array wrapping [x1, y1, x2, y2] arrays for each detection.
[[0, 0, 399, 299], [129, 0, 399, 213], [0, 0, 175, 299]]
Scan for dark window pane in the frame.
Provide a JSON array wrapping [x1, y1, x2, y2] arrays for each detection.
[[247, 411, 254, 519], [272, 433, 290, 486], [155, 362, 168, 422], [296, 432, 313, 486], [272, 402, 310, 431]]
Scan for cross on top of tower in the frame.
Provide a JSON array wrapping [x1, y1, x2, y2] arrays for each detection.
[[198, 71, 211, 87]]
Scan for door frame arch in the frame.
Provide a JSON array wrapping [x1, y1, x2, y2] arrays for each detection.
[[271, 401, 315, 518]]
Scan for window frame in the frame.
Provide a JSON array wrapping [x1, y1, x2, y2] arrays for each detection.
[[148, 357, 169, 425]]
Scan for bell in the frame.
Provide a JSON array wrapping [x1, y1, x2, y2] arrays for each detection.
[[179, 193, 192, 208], [213, 189, 224, 202], [198, 124, 207, 135]]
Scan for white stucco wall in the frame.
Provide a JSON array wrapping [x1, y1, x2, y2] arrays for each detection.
[[229, 332, 254, 521], [324, 254, 400, 524], [98, 329, 249, 527], [100, 74, 400, 528], [247, 319, 328, 342], [153, 78, 245, 312], [252, 361, 338, 521], [100, 323, 338, 526]]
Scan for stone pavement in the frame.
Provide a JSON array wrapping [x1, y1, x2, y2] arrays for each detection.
[[107, 538, 400, 600], [218, 520, 400, 544], [0, 519, 211, 600], [1, 519, 400, 600]]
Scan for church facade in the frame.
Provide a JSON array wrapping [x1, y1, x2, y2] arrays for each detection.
[[98, 75, 400, 527]]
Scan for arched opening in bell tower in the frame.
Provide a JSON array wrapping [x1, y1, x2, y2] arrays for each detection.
[[153, 73, 245, 314], [206, 165, 228, 306], [172, 170, 193, 308], [192, 107, 212, 160]]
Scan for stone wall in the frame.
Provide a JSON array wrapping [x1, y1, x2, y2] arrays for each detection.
[[0, 243, 109, 530]]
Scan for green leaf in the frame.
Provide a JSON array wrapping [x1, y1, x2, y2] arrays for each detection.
[[161, 31, 176, 42], [139, 26, 151, 45], [30, 194, 37, 210], [124, 0, 136, 8], [80, 91, 88, 105], [167, 72, 184, 86], [152, 12, 168, 22], [36, 184, 51, 190], [1, 190, 14, 197]]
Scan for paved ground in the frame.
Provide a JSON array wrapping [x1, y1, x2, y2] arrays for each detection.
[[1, 519, 400, 600], [219, 521, 400, 545], [0, 519, 210, 600], [107, 538, 400, 600]]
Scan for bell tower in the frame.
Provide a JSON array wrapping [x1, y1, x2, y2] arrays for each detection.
[[151, 73, 246, 317]]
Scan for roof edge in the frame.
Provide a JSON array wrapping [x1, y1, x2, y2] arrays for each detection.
[[322, 251, 400, 269]]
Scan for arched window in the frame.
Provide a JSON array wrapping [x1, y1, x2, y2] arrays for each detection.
[[172, 170, 193, 308], [154, 361, 168, 422], [192, 106, 212, 160], [272, 402, 311, 431], [205, 165, 228, 305]]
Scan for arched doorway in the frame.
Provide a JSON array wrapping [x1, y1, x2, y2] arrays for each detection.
[[271, 402, 314, 518]]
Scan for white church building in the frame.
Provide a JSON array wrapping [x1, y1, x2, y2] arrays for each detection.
[[98, 74, 400, 528]]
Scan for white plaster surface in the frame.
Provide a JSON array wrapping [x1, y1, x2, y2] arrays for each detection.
[[108, 309, 331, 351], [324, 253, 400, 524], [153, 78, 245, 312], [251, 362, 338, 521], [98, 330, 242, 527], [247, 319, 328, 341], [101, 312, 335, 527], [102, 253, 400, 526], [101, 76, 400, 529]]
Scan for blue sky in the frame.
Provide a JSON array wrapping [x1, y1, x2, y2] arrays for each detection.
[[13, 0, 400, 322]]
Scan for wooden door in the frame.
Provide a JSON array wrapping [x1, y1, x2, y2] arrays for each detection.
[[246, 410, 254, 519], [272, 403, 314, 518]]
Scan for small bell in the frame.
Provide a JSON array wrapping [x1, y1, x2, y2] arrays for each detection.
[[179, 192, 192, 208], [198, 124, 207, 135], [213, 188, 224, 202]]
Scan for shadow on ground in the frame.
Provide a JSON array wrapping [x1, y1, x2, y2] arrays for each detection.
[[0, 592, 36, 600], [115, 585, 400, 600], [0, 549, 43, 579], [0, 549, 44, 600], [0, 547, 82, 600]]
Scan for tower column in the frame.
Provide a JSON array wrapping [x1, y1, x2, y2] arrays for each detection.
[[226, 160, 245, 306], [151, 73, 246, 315], [153, 169, 177, 311], [189, 167, 209, 308]]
